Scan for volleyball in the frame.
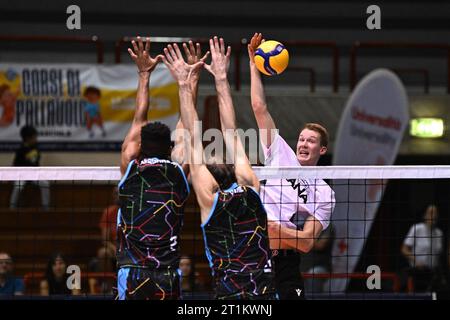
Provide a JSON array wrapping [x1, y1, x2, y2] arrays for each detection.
[[254, 40, 289, 76]]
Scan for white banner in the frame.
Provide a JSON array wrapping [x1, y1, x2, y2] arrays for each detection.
[[330, 69, 409, 291], [0, 63, 178, 151]]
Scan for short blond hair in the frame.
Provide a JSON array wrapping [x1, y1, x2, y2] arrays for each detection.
[[303, 123, 329, 148]]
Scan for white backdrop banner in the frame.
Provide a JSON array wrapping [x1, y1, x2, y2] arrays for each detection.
[[330, 69, 409, 291], [0, 63, 178, 151]]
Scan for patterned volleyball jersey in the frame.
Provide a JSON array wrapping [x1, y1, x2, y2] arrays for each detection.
[[117, 157, 190, 269], [201, 183, 275, 298]]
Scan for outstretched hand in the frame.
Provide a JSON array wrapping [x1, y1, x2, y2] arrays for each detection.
[[128, 36, 163, 73], [204, 36, 231, 80], [183, 41, 209, 84], [162, 43, 208, 86], [247, 32, 264, 64], [183, 41, 209, 66]]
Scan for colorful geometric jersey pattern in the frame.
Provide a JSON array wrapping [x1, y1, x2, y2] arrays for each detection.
[[117, 267, 181, 300], [202, 183, 274, 298], [117, 158, 190, 269]]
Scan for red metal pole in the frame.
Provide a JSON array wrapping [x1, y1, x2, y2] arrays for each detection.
[[349, 43, 358, 91], [115, 39, 123, 64], [333, 46, 339, 93]]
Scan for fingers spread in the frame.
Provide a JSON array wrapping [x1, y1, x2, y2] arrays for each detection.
[[131, 40, 139, 54], [161, 56, 172, 69], [145, 37, 150, 52], [167, 44, 178, 61], [209, 38, 216, 57], [137, 36, 144, 52], [182, 43, 190, 58], [226, 46, 231, 59], [173, 43, 183, 59], [213, 36, 220, 51], [127, 48, 137, 60], [219, 38, 225, 54], [195, 43, 201, 58], [188, 41, 196, 56], [200, 51, 210, 62], [163, 48, 174, 64]]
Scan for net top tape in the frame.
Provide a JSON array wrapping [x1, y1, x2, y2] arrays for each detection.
[[1, 166, 450, 181]]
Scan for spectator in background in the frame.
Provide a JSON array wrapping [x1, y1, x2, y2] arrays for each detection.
[[88, 246, 116, 295], [300, 224, 335, 294], [401, 204, 444, 292], [179, 255, 204, 295], [0, 252, 24, 296], [9, 125, 50, 211], [86, 187, 119, 295], [40, 253, 79, 296], [83, 86, 106, 138]]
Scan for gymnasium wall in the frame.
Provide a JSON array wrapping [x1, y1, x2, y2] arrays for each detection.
[[1, 91, 449, 166]]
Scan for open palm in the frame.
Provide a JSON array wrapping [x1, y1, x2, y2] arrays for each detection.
[[128, 36, 163, 72]]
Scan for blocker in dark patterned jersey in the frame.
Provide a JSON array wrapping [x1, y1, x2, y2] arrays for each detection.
[[117, 157, 190, 269], [116, 157, 189, 300], [201, 183, 276, 299]]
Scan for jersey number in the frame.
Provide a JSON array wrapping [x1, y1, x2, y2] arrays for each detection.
[[169, 236, 178, 252], [264, 259, 272, 273]]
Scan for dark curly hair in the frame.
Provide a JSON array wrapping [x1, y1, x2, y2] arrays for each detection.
[[206, 164, 237, 191], [140, 122, 172, 160], [20, 125, 37, 141]]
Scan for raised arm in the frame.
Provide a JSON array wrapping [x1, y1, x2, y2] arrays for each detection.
[[121, 36, 163, 175], [162, 43, 217, 219], [171, 41, 209, 173], [248, 33, 277, 148], [204, 36, 259, 190]]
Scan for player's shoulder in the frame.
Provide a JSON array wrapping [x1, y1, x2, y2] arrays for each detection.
[[271, 133, 293, 152]]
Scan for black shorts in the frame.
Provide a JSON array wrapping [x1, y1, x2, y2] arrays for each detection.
[[117, 267, 180, 300], [272, 250, 306, 300]]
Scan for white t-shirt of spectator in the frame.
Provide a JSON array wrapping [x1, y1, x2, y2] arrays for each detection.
[[259, 133, 335, 231], [403, 222, 443, 269]]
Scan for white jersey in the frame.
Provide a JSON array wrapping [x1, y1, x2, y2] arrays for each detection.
[[260, 134, 335, 230], [403, 222, 443, 269]]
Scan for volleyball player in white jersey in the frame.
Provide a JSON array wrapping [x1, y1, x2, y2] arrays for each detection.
[[247, 33, 336, 299]]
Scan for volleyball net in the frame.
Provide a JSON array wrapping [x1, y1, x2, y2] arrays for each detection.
[[0, 166, 449, 300]]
